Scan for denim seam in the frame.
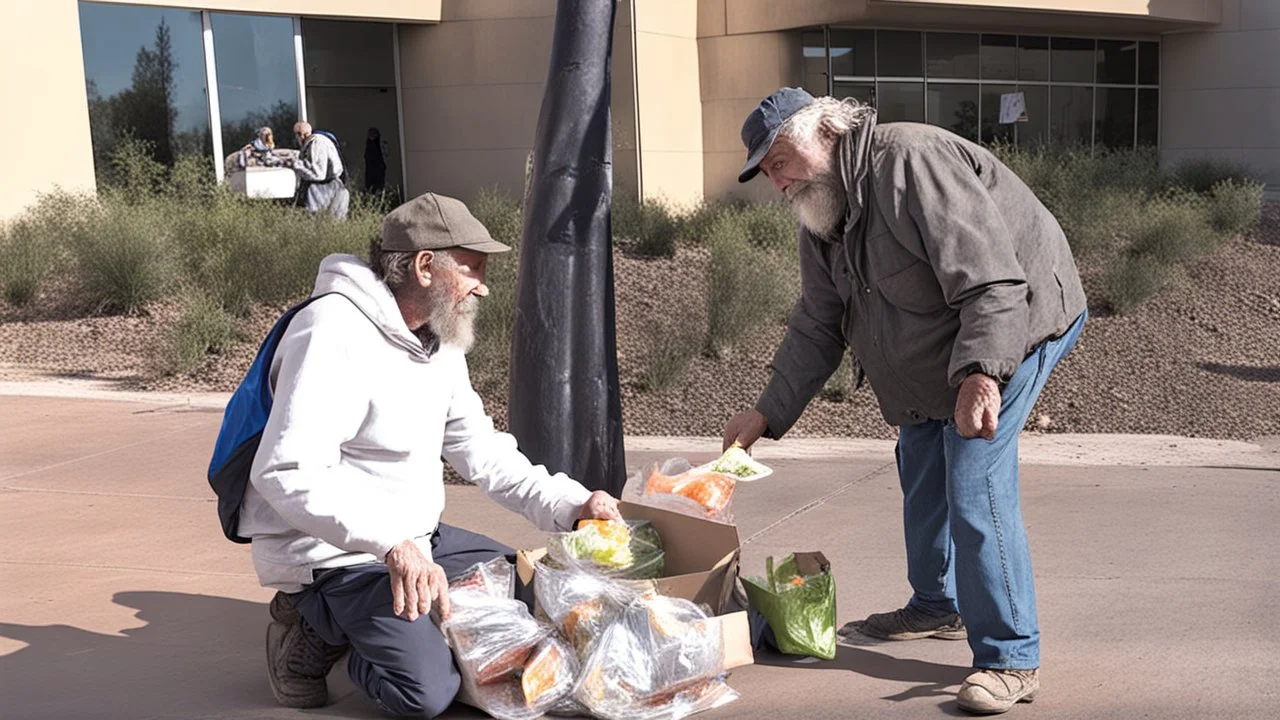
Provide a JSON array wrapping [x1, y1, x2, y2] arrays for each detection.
[[986, 470, 1019, 629]]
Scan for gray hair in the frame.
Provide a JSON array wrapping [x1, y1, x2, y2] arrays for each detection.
[[777, 96, 873, 145], [368, 240, 457, 291]]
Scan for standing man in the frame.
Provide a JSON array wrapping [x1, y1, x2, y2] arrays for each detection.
[[723, 88, 1087, 715], [244, 192, 621, 716], [292, 121, 350, 219]]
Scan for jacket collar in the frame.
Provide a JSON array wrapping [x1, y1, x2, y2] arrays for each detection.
[[837, 106, 879, 236]]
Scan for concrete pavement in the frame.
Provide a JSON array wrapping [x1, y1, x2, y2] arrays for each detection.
[[1, 392, 1277, 719]]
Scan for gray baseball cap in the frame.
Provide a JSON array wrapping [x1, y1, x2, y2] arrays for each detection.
[[738, 87, 816, 183], [380, 192, 511, 254]]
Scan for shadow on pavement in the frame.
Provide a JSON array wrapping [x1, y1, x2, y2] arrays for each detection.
[[754, 641, 970, 704]]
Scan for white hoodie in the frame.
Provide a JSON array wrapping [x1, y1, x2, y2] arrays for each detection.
[[240, 254, 592, 592]]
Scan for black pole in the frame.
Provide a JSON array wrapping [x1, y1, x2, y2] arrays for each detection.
[[507, 0, 626, 496]]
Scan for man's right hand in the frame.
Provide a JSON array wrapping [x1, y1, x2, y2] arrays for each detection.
[[722, 408, 770, 452], [385, 539, 450, 622]]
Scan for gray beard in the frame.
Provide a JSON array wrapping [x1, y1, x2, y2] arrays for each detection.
[[424, 282, 479, 353], [787, 173, 847, 239]]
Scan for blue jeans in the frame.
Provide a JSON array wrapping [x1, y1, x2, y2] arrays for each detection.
[[896, 311, 1085, 669]]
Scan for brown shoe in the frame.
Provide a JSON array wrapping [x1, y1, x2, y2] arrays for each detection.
[[957, 668, 1040, 715], [840, 604, 968, 641], [268, 591, 300, 624], [265, 599, 347, 709]]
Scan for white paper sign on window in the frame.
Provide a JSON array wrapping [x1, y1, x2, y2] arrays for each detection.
[[999, 92, 1028, 124]]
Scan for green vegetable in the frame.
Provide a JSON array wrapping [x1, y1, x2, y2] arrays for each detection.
[[709, 445, 760, 478]]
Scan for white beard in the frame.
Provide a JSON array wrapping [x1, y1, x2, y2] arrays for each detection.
[[787, 174, 847, 238], [424, 282, 479, 353]]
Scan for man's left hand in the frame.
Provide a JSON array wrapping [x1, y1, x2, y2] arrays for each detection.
[[577, 490, 622, 522], [955, 372, 1001, 440]]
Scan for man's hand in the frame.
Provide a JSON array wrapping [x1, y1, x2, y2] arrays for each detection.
[[385, 539, 450, 622], [577, 490, 622, 522], [722, 409, 769, 452], [955, 373, 1001, 440]]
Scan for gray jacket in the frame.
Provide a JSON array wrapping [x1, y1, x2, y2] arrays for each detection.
[[757, 119, 1087, 433]]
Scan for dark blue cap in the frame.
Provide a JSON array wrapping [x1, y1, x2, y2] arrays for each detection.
[[738, 87, 816, 183]]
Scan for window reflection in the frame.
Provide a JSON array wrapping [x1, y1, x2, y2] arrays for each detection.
[[877, 82, 924, 123], [1096, 88, 1136, 149], [210, 12, 299, 159], [830, 29, 874, 78], [926, 33, 979, 80], [928, 84, 979, 141], [877, 31, 923, 77], [1051, 37, 1095, 83], [802, 29, 828, 95], [78, 1, 210, 178], [1051, 86, 1093, 145], [980, 35, 1017, 82], [981, 84, 1017, 144]]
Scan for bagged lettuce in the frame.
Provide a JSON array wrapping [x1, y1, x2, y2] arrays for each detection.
[[546, 519, 665, 580]]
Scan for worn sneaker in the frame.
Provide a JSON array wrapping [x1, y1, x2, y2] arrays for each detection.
[[265, 595, 348, 709], [839, 604, 968, 641], [957, 668, 1039, 714]]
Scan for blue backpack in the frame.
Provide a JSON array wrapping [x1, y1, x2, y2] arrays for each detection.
[[207, 293, 336, 543]]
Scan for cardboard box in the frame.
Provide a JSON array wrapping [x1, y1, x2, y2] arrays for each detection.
[[516, 500, 754, 670]]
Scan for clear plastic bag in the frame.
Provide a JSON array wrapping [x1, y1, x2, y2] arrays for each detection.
[[625, 458, 737, 523], [443, 560, 578, 719], [535, 562, 656, 658], [574, 594, 739, 720], [545, 519, 666, 580]]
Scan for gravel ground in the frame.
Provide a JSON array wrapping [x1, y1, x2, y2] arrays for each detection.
[[3, 213, 1277, 441]]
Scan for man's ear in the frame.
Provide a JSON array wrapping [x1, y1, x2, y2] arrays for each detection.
[[414, 250, 435, 288]]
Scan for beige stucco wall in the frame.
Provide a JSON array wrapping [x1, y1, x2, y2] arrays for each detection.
[[1161, 0, 1280, 191], [632, 1, 704, 208], [81, 0, 441, 22], [0, 0, 96, 220]]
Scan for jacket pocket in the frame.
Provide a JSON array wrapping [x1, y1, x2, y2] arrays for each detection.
[[1052, 268, 1068, 319], [876, 260, 947, 315]]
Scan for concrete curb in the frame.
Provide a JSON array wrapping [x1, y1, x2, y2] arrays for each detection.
[[3, 379, 1276, 469]]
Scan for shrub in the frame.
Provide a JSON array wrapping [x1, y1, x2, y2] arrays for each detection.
[[1172, 158, 1255, 194], [638, 318, 703, 392], [676, 198, 739, 246], [1206, 178, 1264, 238], [165, 289, 238, 374], [613, 194, 679, 258], [67, 200, 178, 314], [705, 215, 799, 356], [0, 219, 61, 307], [1101, 254, 1171, 315], [469, 188, 524, 389], [106, 136, 168, 199], [1126, 191, 1217, 266]]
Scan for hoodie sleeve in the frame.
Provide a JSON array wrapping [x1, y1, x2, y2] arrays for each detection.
[[441, 355, 592, 532], [249, 299, 421, 561]]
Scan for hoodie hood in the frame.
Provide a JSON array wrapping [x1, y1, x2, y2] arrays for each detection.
[[837, 104, 879, 232], [312, 254, 432, 361]]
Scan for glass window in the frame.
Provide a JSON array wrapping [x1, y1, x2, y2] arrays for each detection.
[[876, 82, 924, 123], [928, 84, 979, 141], [1050, 86, 1093, 145], [1017, 36, 1049, 81], [802, 29, 828, 95], [980, 34, 1017, 81], [1097, 40, 1137, 85], [210, 12, 300, 159], [1018, 85, 1050, 147], [981, 84, 1017, 144], [877, 31, 923, 77], [833, 82, 874, 105], [830, 29, 874, 77], [301, 19, 394, 87], [78, 1, 210, 175], [1051, 37, 1095, 83], [1137, 88, 1159, 147], [1096, 88, 1135, 149], [926, 32, 979, 79], [1138, 41, 1160, 85]]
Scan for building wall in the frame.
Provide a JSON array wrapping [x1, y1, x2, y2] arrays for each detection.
[[81, 0, 441, 22], [632, 0, 704, 207], [0, 0, 96, 220], [1161, 0, 1280, 190]]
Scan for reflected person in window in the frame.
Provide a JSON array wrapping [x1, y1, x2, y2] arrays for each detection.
[[723, 88, 1087, 716], [292, 121, 350, 219]]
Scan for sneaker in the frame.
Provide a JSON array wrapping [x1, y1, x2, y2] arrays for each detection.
[[265, 597, 348, 709], [957, 668, 1039, 715], [839, 604, 968, 641], [268, 591, 300, 624]]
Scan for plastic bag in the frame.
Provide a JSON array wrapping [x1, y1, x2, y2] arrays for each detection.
[[535, 561, 656, 658], [443, 560, 578, 719], [626, 458, 737, 522], [699, 443, 772, 482], [574, 594, 738, 720], [545, 519, 665, 580], [741, 552, 837, 660]]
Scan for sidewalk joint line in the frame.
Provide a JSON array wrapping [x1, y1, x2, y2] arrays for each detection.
[[1, 485, 211, 502], [0, 421, 207, 483], [743, 460, 895, 546], [0, 559, 255, 579]]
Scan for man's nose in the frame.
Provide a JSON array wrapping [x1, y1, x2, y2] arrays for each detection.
[[771, 174, 788, 194], [472, 283, 490, 298]]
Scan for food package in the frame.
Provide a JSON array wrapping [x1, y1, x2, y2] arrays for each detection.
[[699, 442, 772, 481], [574, 594, 739, 720], [535, 561, 657, 658], [627, 458, 737, 522], [545, 519, 665, 580], [443, 560, 578, 719], [741, 552, 837, 660]]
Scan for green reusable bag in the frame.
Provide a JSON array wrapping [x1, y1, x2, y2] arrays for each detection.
[[742, 552, 837, 660]]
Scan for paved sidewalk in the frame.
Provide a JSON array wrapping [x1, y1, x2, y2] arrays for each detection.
[[1, 394, 1277, 719]]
